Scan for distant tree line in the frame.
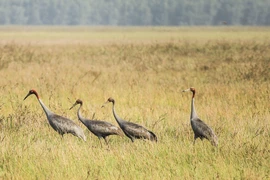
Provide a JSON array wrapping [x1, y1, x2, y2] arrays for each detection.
[[0, 0, 270, 26]]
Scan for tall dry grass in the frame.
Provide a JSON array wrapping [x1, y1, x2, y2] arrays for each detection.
[[0, 27, 269, 179]]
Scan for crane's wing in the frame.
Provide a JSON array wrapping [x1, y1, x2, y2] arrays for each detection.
[[49, 114, 77, 131], [84, 120, 121, 136], [48, 114, 85, 140], [122, 121, 154, 140], [191, 118, 218, 145]]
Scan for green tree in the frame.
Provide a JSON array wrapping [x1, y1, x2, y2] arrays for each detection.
[[25, 1, 41, 24], [0, 0, 270, 26], [7, 0, 27, 24]]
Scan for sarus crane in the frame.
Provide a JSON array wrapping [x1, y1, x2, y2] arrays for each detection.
[[183, 87, 218, 146], [102, 97, 157, 142], [24, 89, 86, 141], [70, 99, 122, 146]]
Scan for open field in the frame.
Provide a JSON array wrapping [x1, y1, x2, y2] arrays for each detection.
[[0, 26, 269, 179]]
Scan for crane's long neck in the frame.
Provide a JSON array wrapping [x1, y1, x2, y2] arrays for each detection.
[[77, 104, 87, 125], [38, 98, 53, 119], [191, 97, 198, 120], [112, 102, 125, 125]]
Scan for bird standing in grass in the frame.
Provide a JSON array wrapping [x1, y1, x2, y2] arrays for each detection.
[[102, 97, 157, 142], [70, 99, 122, 146], [182, 87, 218, 146], [24, 89, 86, 141]]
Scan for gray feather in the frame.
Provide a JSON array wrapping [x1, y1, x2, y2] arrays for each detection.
[[48, 114, 86, 141], [191, 117, 218, 146], [82, 119, 122, 138]]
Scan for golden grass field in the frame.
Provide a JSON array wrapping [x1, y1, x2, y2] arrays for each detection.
[[0, 26, 269, 179]]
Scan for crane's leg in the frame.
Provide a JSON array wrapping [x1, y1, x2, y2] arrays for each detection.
[[103, 137, 111, 151], [193, 135, 197, 145], [104, 137, 109, 145], [192, 136, 198, 154], [98, 137, 103, 148]]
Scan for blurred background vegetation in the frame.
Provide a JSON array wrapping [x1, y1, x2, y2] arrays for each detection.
[[0, 0, 270, 26]]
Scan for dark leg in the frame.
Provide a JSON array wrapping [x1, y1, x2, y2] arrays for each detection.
[[104, 137, 111, 151], [98, 137, 103, 148], [104, 137, 109, 145], [193, 135, 197, 145]]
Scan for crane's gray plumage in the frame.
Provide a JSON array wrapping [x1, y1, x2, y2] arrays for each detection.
[[183, 87, 218, 146], [24, 89, 86, 141], [70, 99, 122, 145], [102, 97, 157, 142]]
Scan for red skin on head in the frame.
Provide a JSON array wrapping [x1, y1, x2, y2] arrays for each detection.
[[29, 89, 39, 99], [108, 97, 115, 103], [190, 87, 195, 98], [76, 99, 83, 105]]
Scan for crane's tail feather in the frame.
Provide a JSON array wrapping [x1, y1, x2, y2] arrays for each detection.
[[148, 130, 157, 142], [81, 134, 87, 141], [116, 128, 125, 137], [210, 134, 218, 147]]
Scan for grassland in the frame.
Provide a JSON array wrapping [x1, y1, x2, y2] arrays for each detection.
[[0, 26, 269, 179]]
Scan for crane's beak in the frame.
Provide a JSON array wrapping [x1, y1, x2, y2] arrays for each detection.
[[182, 88, 190, 92], [101, 101, 109, 108], [69, 103, 77, 110], [23, 92, 31, 100]]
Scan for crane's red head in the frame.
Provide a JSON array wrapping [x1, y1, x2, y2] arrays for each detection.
[[69, 99, 83, 110], [101, 97, 115, 108], [75, 99, 83, 105], [23, 89, 39, 100], [107, 97, 115, 103], [190, 87, 195, 93], [182, 87, 196, 98]]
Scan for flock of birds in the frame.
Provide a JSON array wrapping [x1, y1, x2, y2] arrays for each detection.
[[23, 87, 218, 147]]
